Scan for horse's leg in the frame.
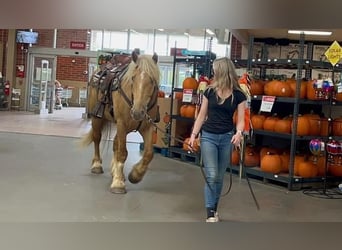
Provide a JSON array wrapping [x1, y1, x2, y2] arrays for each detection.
[[128, 125, 154, 184], [110, 124, 128, 194], [91, 117, 105, 174]]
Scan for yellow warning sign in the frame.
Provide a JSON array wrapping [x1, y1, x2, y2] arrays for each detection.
[[325, 41, 342, 66]]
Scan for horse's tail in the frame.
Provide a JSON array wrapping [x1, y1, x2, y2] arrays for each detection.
[[79, 127, 94, 148]]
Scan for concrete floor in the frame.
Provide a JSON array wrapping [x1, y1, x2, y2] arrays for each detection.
[[0, 108, 342, 222]]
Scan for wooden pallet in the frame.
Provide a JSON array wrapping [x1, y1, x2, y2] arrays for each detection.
[[168, 146, 201, 165]]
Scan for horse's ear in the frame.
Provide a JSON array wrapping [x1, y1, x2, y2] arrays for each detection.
[[152, 53, 158, 64], [132, 50, 139, 63]]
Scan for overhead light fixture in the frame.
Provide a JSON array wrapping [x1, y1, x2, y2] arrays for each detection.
[[288, 30, 332, 36], [184, 32, 189, 36], [157, 29, 164, 31], [206, 29, 215, 36]]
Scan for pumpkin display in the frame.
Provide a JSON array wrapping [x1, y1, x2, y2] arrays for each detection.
[[249, 79, 265, 96], [244, 145, 260, 167], [263, 114, 280, 131], [279, 151, 290, 173], [274, 117, 292, 134], [319, 117, 330, 136], [297, 161, 318, 178], [303, 111, 321, 136], [294, 155, 306, 176], [292, 115, 310, 136], [182, 77, 198, 90], [260, 147, 279, 160], [332, 117, 342, 136], [251, 113, 267, 130], [309, 154, 327, 176], [179, 104, 196, 118], [260, 152, 282, 174], [287, 78, 307, 99], [264, 80, 291, 97]]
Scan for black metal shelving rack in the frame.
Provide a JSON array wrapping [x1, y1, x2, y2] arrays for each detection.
[[167, 50, 215, 164], [234, 34, 342, 190]]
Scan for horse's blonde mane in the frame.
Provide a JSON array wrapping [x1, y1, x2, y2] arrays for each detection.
[[122, 55, 160, 85]]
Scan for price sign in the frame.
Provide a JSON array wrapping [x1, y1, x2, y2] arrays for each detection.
[[182, 89, 193, 102], [260, 96, 276, 112], [324, 41, 342, 66]]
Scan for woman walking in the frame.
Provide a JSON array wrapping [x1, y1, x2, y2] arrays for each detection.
[[189, 57, 247, 222]]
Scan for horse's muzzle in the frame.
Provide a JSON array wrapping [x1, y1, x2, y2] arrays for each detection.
[[130, 107, 146, 121]]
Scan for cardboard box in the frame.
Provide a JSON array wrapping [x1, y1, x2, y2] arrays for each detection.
[[154, 97, 181, 148], [252, 42, 281, 60]]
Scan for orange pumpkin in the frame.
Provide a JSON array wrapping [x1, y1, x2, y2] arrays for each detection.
[[260, 152, 282, 174], [263, 114, 280, 131], [294, 155, 306, 176], [244, 145, 260, 167], [332, 117, 342, 136], [265, 80, 291, 97], [328, 162, 342, 177], [292, 115, 310, 136], [274, 117, 292, 134], [182, 77, 198, 90], [260, 147, 279, 160], [298, 161, 318, 178], [279, 151, 290, 173], [251, 113, 267, 130], [180, 104, 196, 118], [249, 79, 265, 96], [319, 117, 329, 136], [309, 154, 327, 177], [287, 78, 307, 99], [303, 111, 321, 136]]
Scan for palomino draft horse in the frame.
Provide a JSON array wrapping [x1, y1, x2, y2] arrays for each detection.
[[81, 50, 160, 194]]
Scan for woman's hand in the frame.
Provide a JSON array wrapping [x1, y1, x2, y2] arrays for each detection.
[[231, 130, 243, 149], [188, 133, 197, 152]]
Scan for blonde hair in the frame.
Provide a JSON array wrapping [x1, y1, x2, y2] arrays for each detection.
[[210, 57, 245, 104]]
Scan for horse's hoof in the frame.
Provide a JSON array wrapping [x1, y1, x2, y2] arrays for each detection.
[[91, 167, 104, 174], [110, 187, 127, 194], [128, 173, 141, 184]]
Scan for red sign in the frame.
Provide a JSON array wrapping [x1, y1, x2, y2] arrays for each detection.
[[70, 41, 86, 50]]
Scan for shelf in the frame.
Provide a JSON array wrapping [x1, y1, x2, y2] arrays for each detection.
[[233, 59, 342, 71], [250, 95, 331, 105]]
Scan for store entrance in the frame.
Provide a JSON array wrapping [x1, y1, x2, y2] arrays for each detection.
[[27, 54, 56, 113]]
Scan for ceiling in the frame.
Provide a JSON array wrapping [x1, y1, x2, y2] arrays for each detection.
[[133, 29, 342, 44]]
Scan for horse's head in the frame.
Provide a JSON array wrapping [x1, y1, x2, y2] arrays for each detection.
[[125, 50, 160, 121]]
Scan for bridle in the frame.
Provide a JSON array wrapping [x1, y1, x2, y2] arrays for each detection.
[[117, 67, 159, 131]]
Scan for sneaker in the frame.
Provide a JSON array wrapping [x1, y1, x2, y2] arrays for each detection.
[[215, 212, 220, 221], [206, 216, 219, 222]]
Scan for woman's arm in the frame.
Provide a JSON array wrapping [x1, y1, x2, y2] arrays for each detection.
[[188, 96, 208, 150], [231, 100, 246, 147]]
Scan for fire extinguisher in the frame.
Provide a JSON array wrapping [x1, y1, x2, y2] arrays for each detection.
[[4, 81, 10, 96]]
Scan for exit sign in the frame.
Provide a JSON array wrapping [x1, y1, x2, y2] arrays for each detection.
[[70, 41, 86, 50]]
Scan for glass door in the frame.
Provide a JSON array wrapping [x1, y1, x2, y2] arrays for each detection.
[[26, 54, 56, 113]]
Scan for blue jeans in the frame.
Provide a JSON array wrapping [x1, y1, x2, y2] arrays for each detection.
[[200, 130, 233, 210]]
